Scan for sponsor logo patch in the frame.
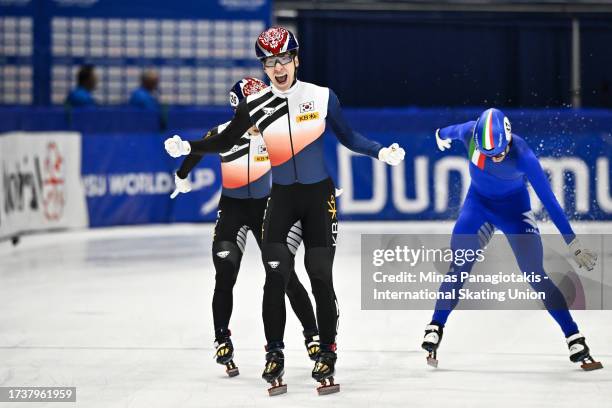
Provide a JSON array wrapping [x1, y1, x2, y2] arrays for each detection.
[[504, 116, 512, 140], [328, 194, 338, 247], [216, 250, 230, 258], [327, 194, 337, 220], [296, 112, 320, 123], [268, 261, 280, 269], [263, 106, 281, 116]]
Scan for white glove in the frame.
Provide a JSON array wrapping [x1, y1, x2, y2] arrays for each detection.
[[435, 128, 452, 151], [170, 173, 192, 199], [378, 143, 405, 166], [568, 238, 597, 271], [164, 135, 191, 158]]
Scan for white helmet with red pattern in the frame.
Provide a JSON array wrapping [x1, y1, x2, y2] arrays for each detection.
[[255, 26, 299, 60], [229, 77, 268, 109]]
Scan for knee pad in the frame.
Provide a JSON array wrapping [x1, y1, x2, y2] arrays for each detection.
[[262, 243, 293, 283], [304, 247, 334, 283], [212, 241, 242, 282]]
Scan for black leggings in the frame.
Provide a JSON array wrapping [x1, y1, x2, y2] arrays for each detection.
[[261, 178, 339, 350], [211, 195, 317, 338]]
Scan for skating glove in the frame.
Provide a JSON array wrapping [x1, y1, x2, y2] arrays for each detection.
[[435, 128, 452, 151], [568, 238, 597, 271], [378, 143, 405, 166], [170, 172, 192, 199], [164, 135, 191, 158]]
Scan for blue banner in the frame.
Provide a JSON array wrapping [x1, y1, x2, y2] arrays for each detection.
[[78, 108, 612, 227], [81, 130, 222, 227]]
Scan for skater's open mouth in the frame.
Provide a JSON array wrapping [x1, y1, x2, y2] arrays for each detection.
[[275, 74, 288, 85]]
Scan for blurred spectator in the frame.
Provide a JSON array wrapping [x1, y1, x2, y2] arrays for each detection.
[[129, 70, 160, 110], [65, 64, 98, 107]]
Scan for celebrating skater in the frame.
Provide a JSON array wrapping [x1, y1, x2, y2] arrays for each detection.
[[171, 77, 320, 378], [164, 27, 405, 395], [421, 108, 601, 371]]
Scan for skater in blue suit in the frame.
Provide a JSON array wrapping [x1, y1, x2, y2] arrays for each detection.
[[421, 108, 601, 371]]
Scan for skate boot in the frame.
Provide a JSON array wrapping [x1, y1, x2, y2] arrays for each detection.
[[566, 333, 603, 371], [312, 346, 340, 395], [214, 329, 239, 377], [304, 330, 321, 361], [262, 344, 286, 396], [421, 323, 443, 368]]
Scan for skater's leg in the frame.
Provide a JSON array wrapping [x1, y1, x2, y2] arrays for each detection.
[[285, 270, 318, 334], [490, 189, 600, 369], [431, 189, 491, 326], [251, 203, 319, 359], [253, 215, 318, 336], [260, 188, 300, 346], [304, 247, 337, 347], [283, 221, 320, 357], [505, 233, 578, 336], [211, 196, 247, 332], [261, 243, 293, 343], [494, 192, 579, 337], [210, 196, 248, 375], [212, 241, 243, 330], [301, 179, 339, 350], [295, 179, 341, 386]]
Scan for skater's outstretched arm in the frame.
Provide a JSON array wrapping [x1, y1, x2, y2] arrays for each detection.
[[189, 101, 252, 154], [169, 126, 214, 198], [518, 143, 575, 244], [327, 90, 404, 165], [170, 123, 232, 198], [436, 121, 476, 151], [164, 100, 252, 157], [326, 90, 383, 158], [176, 123, 228, 179], [518, 138, 597, 270]]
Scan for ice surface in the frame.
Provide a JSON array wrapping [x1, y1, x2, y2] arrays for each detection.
[[1, 222, 610, 407]]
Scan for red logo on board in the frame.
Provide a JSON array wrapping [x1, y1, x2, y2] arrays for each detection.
[[42, 142, 65, 221]]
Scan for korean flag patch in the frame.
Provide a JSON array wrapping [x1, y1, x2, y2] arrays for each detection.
[[299, 101, 314, 113]]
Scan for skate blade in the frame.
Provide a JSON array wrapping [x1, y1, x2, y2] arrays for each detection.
[[581, 361, 603, 371], [224, 360, 239, 377], [427, 356, 439, 368], [317, 384, 340, 395], [267, 384, 287, 396], [226, 367, 239, 377]]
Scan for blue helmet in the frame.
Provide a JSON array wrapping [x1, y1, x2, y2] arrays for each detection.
[[473, 108, 512, 156], [255, 26, 299, 60], [229, 77, 268, 109]]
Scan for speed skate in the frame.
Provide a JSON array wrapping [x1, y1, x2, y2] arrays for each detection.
[[567, 333, 603, 371], [312, 351, 340, 395]]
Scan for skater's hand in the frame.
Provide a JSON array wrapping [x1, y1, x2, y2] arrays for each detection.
[[569, 238, 597, 271], [378, 143, 405, 166], [435, 128, 452, 151], [164, 135, 191, 158], [170, 172, 192, 199]]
